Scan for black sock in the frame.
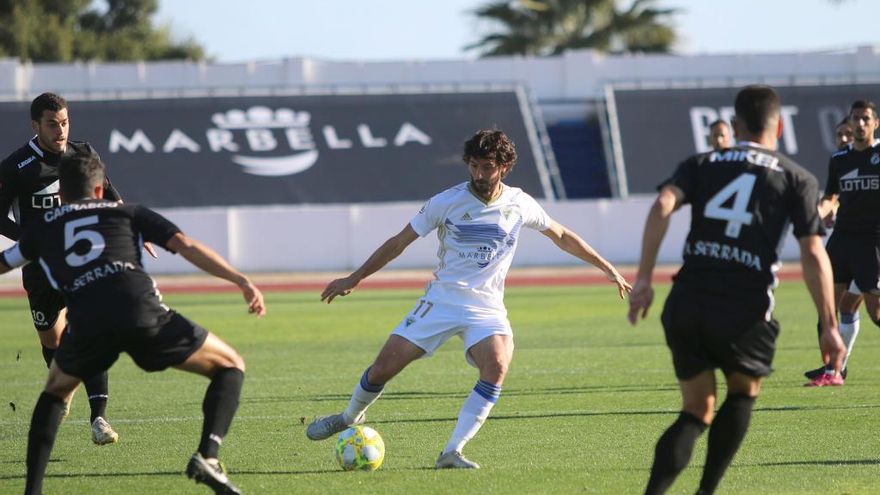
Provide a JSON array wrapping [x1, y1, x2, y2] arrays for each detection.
[[25, 392, 65, 495], [198, 368, 244, 459], [698, 394, 756, 494], [83, 371, 109, 423], [41, 345, 55, 368], [645, 412, 708, 495]]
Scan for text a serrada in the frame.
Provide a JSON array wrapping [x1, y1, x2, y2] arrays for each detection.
[[684, 240, 762, 271], [107, 123, 432, 154]]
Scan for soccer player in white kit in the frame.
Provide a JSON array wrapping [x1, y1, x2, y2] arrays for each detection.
[[306, 129, 631, 468]]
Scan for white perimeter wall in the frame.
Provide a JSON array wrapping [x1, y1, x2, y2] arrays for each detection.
[[0, 195, 804, 278]]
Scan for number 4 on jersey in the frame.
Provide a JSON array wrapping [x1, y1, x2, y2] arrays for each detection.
[[704, 174, 756, 238]]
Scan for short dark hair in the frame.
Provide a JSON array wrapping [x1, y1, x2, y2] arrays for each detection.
[[462, 129, 517, 169], [849, 100, 877, 119], [734, 85, 781, 134], [709, 119, 729, 130], [30, 92, 68, 122], [59, 151, 105, 201], [837, 117, 851, 128]]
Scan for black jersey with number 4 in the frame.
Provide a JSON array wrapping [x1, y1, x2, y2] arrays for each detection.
[[0, 138, 121, 241], [663, 143, 824, 293], [5, 200, 181, 329], [824, 142, 880, 237]]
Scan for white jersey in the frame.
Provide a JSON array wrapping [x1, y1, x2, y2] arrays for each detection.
[[411, 182, 552, 309]]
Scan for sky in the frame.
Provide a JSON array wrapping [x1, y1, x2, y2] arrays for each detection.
[[156, 0, 879, 63]]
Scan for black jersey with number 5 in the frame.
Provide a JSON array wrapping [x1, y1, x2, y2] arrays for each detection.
[[12, 200, 181, 329], [661, 144, 824, 293]]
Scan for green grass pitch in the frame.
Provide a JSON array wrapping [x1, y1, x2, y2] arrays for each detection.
[[1, 282, 879, 494]]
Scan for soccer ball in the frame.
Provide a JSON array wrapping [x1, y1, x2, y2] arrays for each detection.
[[335, 425, 385, 471]]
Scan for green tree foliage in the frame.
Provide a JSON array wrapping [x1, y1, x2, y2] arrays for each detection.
[[0, 0, 204, 62], [467, 0, 678, 57]]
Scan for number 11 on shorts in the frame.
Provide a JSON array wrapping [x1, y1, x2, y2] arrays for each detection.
[[413, 299, 434, 318]]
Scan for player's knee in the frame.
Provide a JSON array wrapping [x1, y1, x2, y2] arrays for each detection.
[[225, 349, 245, 373], [682, 397, 715, 424], [43, 372, 78, 399], [478, 358, 508, 383], [36, 328, 61, 348]]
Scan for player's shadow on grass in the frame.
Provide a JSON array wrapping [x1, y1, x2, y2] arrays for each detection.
[[363, 409, 684, 425], [344, 402, 880, 426], [750, 459, 880, 467], [756, 403, 880, 413], [0, 467, 346, 480], [301, 384, 682, 402]]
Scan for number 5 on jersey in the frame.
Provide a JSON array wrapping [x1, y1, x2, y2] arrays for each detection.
[[705, 174, 756, 238], [65, 215, 106, 267]]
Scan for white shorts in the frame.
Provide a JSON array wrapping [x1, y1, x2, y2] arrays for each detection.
[[391, 297, 513, 367]]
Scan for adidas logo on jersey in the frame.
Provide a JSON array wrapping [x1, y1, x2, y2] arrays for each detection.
[[460, 212, 472, 221]]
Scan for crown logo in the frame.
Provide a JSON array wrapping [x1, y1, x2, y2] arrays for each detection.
[[211, 106, 311, 129]]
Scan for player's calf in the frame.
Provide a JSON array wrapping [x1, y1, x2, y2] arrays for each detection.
[[25, 392, 67, 495], [198, 368, 244, 459]]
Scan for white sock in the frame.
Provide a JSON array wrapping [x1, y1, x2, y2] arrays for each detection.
[[342, 367, 384, 424], [443, 380, 501, 454], [840, 312, 860, 369]]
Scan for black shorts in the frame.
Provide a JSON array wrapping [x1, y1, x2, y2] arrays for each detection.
[[54, 310, 209, 380], [661, 283, 780, 380], [826, 232, 880, 295], [22, 264, 65, 332]]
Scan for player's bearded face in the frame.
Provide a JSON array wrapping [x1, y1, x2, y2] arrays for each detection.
[[850, 109, 877, 143], [33, 108, 70, 154], [468, 158, 508, 197]]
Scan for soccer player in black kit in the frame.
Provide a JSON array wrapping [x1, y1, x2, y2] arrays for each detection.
[[0, 151, 265, 495], [804, 100, 880, 386], [0, 92, 140, 443], [627, 85, 845, 494]]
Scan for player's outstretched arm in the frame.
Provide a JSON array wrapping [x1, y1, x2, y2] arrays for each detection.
[[798, 235, 845, 372], [321, 224, 420, 303], [540, 220, 631, 299], [165, 233, 266, 317], [628, 186, 682, 325]]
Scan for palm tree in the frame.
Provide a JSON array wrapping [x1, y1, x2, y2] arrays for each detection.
[[466, 0, 678, 57]]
